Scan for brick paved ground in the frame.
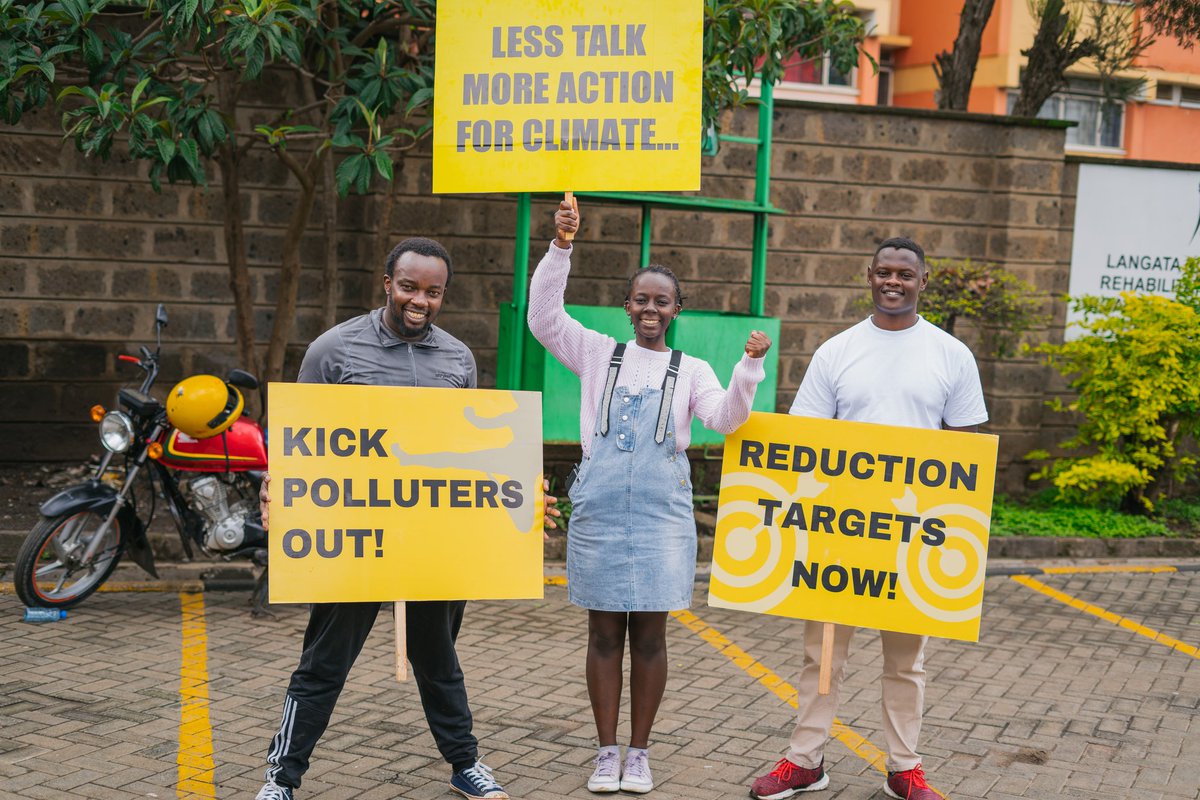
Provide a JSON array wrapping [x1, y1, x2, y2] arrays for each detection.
[[1, 564, 1198, 800]]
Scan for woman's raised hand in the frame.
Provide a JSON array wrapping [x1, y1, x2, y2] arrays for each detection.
[[745, 330, 772, 358], [554, 196, 579, 249]]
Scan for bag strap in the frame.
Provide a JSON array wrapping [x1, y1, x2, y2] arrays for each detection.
[[654, 348, 683, 444], [598, 343, 626, 437]]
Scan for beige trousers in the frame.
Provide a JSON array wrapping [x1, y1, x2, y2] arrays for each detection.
[[786, 620, 927, 773]]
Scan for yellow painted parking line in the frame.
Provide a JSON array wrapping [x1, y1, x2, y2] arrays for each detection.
[[1011, 575, 1200, 659], [671, 609, 893, 775], [1040, 565, 1177, 575], [177, 592, 216, 799]]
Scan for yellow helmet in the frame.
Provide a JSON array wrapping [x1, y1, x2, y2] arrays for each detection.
[[166, 375, 244, 439]]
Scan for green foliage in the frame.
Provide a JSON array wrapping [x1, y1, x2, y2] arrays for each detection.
[[3, 0, 867, 193], [991, 495, 1172, 538], [1138, 0, 1200, 48], [703, 0, 866, 135], [1030, 257, 1200, 511], [1, 0, 436, 194], [921, 258, 1047, 358]]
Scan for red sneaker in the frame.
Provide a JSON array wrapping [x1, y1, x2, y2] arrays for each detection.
[[884, 765, 944, 799], [749, 758, 829, 799]]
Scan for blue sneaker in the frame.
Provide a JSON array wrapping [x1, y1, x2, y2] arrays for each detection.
[[451, 761, 509, 799]]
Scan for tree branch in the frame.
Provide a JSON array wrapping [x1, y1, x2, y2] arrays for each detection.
[[350, 16, 429, 48], [274, 145, 315, 192]]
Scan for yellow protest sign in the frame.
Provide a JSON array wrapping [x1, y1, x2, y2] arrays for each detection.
[[267, 383, 544, 604], [708, 413, 998, 641], [432, 0, 702, 193]]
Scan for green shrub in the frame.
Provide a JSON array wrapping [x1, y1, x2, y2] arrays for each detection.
[[922, 259, 1047, 358], [1030, 256, 1200, 512], [991, 496, 1173, 538]]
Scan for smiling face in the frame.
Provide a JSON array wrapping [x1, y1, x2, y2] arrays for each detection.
[[624, 271, 680, 351], [868, 246, 927, 330], [382, 251, 449, 340]]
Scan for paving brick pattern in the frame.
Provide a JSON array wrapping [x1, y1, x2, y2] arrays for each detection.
[[1, 567, 1198, 799]]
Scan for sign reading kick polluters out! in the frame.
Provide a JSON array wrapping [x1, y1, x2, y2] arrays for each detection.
[[267, 383, 545, 604], [432, 0, 702, 193], [708, 413, 999, 642]]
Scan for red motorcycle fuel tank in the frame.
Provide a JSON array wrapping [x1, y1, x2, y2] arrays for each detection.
[[159, 417, 268, 472]]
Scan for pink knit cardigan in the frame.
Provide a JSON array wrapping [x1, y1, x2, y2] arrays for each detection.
[[527, 243, 766, 457]]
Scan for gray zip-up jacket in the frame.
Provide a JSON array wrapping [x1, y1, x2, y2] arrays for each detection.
[[297, 308, 477, 389]]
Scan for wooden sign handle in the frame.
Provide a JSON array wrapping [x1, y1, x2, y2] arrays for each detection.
[[561, 191, 577, 242], [394, 601, 408, 682], [817, 622, 834, 695]]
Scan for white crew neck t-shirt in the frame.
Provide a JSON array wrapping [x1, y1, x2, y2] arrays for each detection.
[[789, 316, 988, 430]]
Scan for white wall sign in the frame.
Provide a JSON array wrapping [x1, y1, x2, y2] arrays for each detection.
[[1068, 163, 1200, 338]]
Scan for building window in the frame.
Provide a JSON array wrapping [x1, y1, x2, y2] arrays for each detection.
[[877, 53, 895, 106], [1151, 83, 1200, 109], [782, 53, 855, 89], [1008, 79, 1124, 149]]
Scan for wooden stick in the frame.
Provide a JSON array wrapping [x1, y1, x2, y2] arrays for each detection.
[[394, 601, 408, 682], [562, 191, 576, 241], [817, 622, 835, 695]]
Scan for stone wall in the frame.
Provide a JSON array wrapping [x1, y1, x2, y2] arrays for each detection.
[[0, 100, 1073, 493]]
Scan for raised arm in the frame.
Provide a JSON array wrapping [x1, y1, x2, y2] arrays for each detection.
[[691, 331, 771, 433], [526, 198, 613, 375]]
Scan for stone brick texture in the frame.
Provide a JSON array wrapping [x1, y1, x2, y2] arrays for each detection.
[[0, 101, 1076, 493]]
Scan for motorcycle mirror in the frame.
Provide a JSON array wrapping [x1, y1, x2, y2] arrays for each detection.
[[227, 369, 260, 391], [156, 304, 169, 327]]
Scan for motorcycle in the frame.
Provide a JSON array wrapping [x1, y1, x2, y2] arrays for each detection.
[[13, 304, 271, 612]]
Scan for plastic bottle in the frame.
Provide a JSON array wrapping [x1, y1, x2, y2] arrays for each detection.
[[22, 607, 68, 623]]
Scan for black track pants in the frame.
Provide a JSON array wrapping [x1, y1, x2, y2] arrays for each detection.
[[263, 600, 477, 789]]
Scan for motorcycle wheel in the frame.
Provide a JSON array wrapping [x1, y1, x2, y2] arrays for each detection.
[[14, 510, 126, 608]]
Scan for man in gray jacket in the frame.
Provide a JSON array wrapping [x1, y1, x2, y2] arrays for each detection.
[[255, 238, 509, 800]]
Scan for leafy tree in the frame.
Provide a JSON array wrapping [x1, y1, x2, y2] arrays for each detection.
[[2, 0, 866, 388], [1, 0, 437, 389], [1011, 0, 1097, 117], [1029, 257, 1200, 512], [1138, 0, 1200, 48], [920, 259, 1046, 358], [1011, 0, 1153, 118], [933, 0, 998, 111], [703, 0, 866, 132]]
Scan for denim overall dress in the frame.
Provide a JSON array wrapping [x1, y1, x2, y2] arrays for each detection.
[[566, 377, 698, 612]]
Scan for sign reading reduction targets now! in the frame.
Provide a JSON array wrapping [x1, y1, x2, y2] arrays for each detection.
[[267, 383, 544, 604], [709, 413, 999, 642], [432, 0, 702, 193]]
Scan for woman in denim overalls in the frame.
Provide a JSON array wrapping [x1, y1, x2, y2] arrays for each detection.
[[528, 199, 772, 794]]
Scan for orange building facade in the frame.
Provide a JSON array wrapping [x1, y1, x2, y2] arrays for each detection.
[[771, 0, 1200, 164]]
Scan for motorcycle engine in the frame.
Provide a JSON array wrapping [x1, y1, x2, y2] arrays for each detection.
[[182, 475, 255, 552]]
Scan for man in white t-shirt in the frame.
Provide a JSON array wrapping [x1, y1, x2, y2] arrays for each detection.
[[749, 237, 987, 800]]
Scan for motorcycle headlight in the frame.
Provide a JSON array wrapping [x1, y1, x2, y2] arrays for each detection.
[[99, 411, 135, 453]]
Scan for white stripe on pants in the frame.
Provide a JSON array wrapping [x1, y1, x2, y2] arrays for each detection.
[[786, 620, 927, 773]]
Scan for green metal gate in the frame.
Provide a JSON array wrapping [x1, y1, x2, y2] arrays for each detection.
[[497, 84, 784, 446]]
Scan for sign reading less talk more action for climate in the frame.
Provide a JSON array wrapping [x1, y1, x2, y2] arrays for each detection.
[[708, 414, 999, 642], [267, 384, 544, 604], [432, 0, 702, 193]]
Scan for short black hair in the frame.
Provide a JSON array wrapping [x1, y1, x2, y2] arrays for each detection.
[[873, 237, 925, 269], [625, 264, 686, 307], [385, 237, 453, 284]]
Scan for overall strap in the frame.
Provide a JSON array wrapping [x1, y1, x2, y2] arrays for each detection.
[[599, 342, 626, 437], [655, 349, 683, 444]]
